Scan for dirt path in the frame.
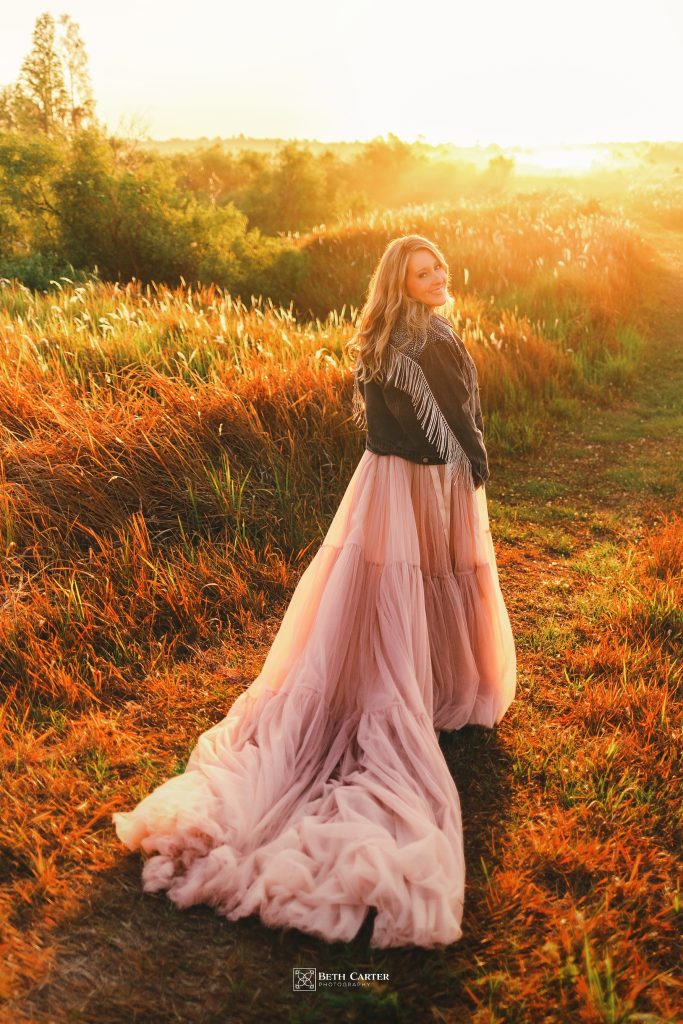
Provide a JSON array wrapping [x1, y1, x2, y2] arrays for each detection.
[[491, 223, 682, 681], [10, 227, 682, 1024]]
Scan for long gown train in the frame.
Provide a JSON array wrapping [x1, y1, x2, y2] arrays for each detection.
[[112, 451, 516, 948]]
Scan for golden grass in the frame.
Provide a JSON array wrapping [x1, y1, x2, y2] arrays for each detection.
[[0, 205, 655, 712], [0, 198, 680, 1022]]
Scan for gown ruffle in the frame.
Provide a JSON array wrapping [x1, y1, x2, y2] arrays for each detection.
[[112, 451, 516, 949]]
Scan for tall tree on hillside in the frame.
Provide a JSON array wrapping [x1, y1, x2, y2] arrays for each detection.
[[58, 14, 96, 133], [17, 13, 69, 136], [2, 12, 97, 136]]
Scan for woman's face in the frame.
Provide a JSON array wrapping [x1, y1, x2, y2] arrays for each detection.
[[405, 248, 448, 307]]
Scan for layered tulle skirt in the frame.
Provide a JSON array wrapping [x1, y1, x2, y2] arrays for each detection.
[[112, 451, 516, 948]]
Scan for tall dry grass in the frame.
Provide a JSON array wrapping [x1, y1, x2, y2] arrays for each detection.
[[0, 196, 679, 1022], [0, 196, 660, 714], [296, 192, 655, 328]]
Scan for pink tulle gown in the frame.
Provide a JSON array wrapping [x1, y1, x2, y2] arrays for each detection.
[[112, 451, 516, 949]]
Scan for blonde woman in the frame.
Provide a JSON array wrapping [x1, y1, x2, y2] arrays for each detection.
[[113, 234, 516, 950]]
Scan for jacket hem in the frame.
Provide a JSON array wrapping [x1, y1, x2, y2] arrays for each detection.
[[365, 441, 449, 465]]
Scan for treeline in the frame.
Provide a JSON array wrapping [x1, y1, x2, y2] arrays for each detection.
[[0, 126, 513, 300], [0, 13, 513, 298]]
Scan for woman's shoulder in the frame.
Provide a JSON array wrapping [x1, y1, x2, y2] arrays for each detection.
[[417, 314, 463, 363], [389, 313, 454, 361], [424, 313, 462, 350], [430, 312, 466, 343], [424, 314, 475, 364], [417, 319, 474, 387], [431, 312, 453, 330]]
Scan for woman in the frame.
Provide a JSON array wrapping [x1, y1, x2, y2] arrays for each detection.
[[113, 234, 516, 950]]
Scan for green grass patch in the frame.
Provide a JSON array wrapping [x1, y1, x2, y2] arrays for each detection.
[[571, 542, 623, 578], [519, 479, 568, 500]]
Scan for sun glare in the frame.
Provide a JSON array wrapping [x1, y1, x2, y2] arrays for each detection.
[[520, 146, 612, 173]]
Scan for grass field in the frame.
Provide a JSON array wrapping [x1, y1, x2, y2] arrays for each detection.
[[0, 200, 681, 1024]]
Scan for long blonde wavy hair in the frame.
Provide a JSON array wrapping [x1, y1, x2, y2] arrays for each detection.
[[344, 234, 453, 383]]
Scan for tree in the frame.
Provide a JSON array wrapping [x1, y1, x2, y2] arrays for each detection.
[[3, 13, 96, 137], [0, 84, 23, 132], [242, 143, 328, 234], [484, 154, 515, 191], [0, 132, 63, 260], [52, 128, 253, 285], [17, 13, 69, 136], [57, 14, 97, 133], [354, 133, 428, 207]]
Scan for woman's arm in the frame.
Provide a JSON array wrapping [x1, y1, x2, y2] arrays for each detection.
[[351, 366, 367, 429], [418, 340, 490, 487]]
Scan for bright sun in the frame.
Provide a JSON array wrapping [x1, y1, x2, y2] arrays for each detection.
[[520, 146, 612, 173]]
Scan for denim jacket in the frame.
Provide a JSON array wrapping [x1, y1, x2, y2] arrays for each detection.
[[352, 313, 490, 490]]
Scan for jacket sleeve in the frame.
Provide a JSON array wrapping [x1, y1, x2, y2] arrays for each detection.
[[418, 340, 490, 487], [351, 365, 368, 429], [474, 389, 484, 435]]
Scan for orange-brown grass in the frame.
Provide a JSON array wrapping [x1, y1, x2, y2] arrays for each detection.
[[552, 515, 681, 1017], [0, 201, 657, 716], [439, 495, 682, 1023], [296, 192, 657, 335], [0, 207, 676, 1022]]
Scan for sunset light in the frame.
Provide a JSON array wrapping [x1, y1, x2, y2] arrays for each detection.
[[517, 146, 612, 173], [1, 0, 681, 145], [2, 1, 682, 1021]]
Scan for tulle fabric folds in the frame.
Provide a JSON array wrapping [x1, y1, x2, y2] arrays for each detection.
[[113, 451, 516, 948]]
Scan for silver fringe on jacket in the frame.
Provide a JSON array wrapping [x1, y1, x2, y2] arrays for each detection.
[[351, 313, 476, 490]]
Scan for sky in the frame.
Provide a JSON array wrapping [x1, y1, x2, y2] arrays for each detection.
[[1, 0, 682, 147]]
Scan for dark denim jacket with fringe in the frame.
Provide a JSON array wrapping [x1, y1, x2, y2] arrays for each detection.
[[351, 313, 490, 491]]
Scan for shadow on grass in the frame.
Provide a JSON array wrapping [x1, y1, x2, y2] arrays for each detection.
[[14, 727, 514, 1024]]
